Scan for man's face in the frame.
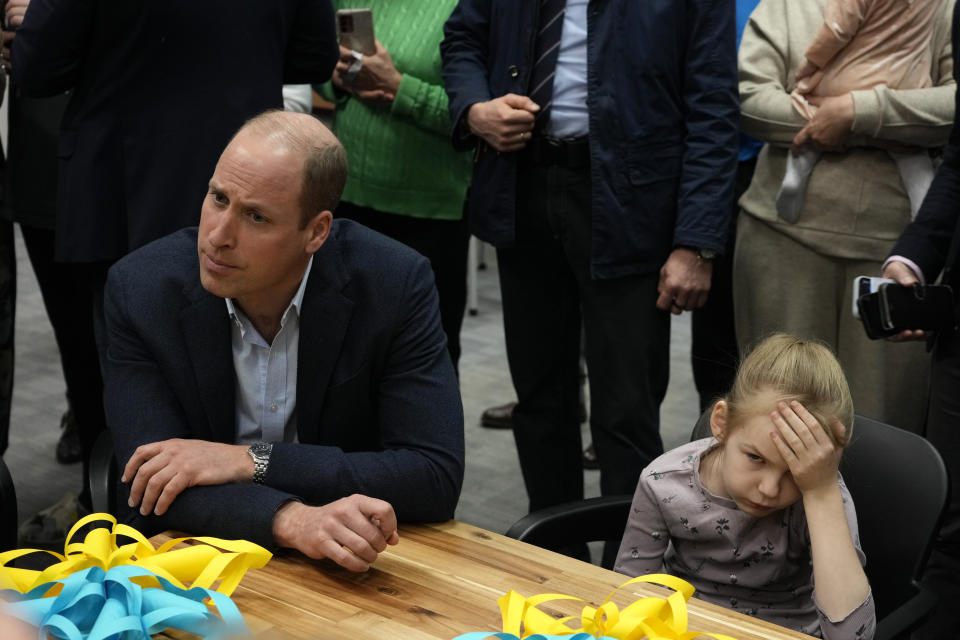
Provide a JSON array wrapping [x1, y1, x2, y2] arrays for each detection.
[[197, 129, 329, 314]]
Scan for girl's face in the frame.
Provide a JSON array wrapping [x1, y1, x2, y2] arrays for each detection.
[[705, 401, 802, 517]]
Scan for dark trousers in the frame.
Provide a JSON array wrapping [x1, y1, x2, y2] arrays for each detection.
[[0, 221, 14, 455], [21, 226, 108, 506], [916, 327, 960, 639], [690, 157, 754, 411], [498, 155, 669, 514], [335, 202, 469, 371]]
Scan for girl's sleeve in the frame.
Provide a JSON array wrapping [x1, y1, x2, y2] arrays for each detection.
[[614, 470, 670, 576], [816, 475, 877, 640]]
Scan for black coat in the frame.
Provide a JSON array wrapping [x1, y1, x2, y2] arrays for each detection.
[[12, 0, 338, 262]]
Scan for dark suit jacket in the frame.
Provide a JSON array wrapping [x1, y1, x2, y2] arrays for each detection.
[[103, 223, 465, 548], [440, 0, 739, 279], [12, 0, 338, 263], [891, 0, 960, 294]]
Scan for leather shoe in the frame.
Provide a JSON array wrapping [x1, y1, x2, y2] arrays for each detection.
[[56, 409, 82, 464], [480, 401, 515, 429]]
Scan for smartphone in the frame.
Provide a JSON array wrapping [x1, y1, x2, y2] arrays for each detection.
[[878, 282, 955, 332], [336, 9, 376, 55], [852, 276, 894, 320]]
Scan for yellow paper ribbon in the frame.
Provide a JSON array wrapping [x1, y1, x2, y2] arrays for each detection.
[[492, 573, 739, 640], [0, 513, 271, 597]]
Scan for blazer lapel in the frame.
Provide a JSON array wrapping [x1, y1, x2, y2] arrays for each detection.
[[180, 282, 235, 443], [297, 233, 354, 443]]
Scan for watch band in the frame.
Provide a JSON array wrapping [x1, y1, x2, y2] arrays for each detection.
[[248, 442, 273, 485]]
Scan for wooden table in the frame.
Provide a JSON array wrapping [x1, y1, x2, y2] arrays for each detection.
[[155, 521, 815, 640]]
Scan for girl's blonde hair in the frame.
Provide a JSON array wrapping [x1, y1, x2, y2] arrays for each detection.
[[725, 334, 854, 446]]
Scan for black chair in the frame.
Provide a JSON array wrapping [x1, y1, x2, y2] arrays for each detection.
[[0, 456, 17, 550], [505, 494, 633, 560], [89, 430, 120, 515], [840, 415, 947, 640]]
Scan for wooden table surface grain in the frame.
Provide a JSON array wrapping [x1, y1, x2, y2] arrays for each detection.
[[154, 521, 816, 640]]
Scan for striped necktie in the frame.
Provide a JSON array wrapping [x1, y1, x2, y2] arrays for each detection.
[[528, 0, 566, 130]]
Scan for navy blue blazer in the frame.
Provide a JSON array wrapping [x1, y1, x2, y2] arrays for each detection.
[[12, 0, 338, 263], [441, 0, 739, 279], [104, 223, 465, 548]]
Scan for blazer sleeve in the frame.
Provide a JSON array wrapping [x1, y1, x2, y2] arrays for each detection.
[[104, 266, 296, 551], [889, 1, 960, 278], [11, 0, 94, 97], [282, 0, 339, 84], [440, 0, 494, 150], [673, 0, 740, 253], [262, 257, 466, 523]]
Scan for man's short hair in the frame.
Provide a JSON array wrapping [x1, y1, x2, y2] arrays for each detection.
[[238, 110, 348, 227]]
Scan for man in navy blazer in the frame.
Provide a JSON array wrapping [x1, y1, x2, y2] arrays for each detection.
[[441, 0, 739, 530], [104, 112, 465, 571]]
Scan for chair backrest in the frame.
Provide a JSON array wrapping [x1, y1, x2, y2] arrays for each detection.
[[89, 430, 120, 515], [505, 495, 633, 551], [840, 415, 948, 618], [0, 456, 18, 551]]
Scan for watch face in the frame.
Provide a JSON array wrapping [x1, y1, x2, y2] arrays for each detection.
[[250, 443, 272, 458], [698, 248, 718, 261]]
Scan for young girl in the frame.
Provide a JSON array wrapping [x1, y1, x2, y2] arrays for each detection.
[[615, 334, 875, 640]]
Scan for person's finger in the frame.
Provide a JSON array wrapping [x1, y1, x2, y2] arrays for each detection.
[[828, 418, 849, 447], [122, 442, 162, 483], [792, 126, 811, 150], [501, 93, 540, 113], [321, 538, 371, 572], [655, 289, 674, 311], [770, 429, 799, 466], [770, 410, 804, 456], [357, 498, 398, 537], [785, 400, 825, 446], [154, 472, 189, 516], [139, 464, 177, 516], [386, 530, 400, 545]]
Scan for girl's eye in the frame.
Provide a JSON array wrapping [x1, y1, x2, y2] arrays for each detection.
[[747, 453, 763, 463]]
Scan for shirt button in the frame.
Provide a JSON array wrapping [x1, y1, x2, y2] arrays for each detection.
[[508, 65, 519, 78], [270, 404, 278, 413]]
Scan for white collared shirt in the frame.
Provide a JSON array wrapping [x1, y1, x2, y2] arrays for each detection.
[[226, 256, 313, 444], [546, 0, 589, 139]]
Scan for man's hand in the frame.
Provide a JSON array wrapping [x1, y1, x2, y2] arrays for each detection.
[[122, 439, 254, 516], [332, 40, 402, 106], [466, 94, 539, 152], [792, 94, 854, 151], [882, 260, 926, 342], [655, 248, 712, 314], [272, 496, 400, 572], [5, 0, 29, 28]]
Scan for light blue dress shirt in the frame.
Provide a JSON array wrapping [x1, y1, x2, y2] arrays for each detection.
[[227, 256, 313, 445], [546, 0, 589, 139]]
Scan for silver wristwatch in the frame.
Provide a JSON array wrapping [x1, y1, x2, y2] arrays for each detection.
[[248, 442, 273, 484]]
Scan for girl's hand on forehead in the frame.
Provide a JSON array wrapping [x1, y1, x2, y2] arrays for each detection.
[[769, 401, 843, 496]]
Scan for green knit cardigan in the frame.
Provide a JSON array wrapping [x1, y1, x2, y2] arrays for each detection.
[[321, 0, 473, 220]]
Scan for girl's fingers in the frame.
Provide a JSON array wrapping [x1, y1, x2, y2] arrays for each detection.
[[770, 430, 798, 465], [778, 401, 819, 448], [770, 410, 803, 456]]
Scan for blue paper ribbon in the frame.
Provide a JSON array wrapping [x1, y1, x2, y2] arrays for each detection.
[[0, 564, 247, 640]]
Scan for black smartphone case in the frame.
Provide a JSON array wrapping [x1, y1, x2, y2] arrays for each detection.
[[857, 292, 899, 339], [879, 283, 956, 332]]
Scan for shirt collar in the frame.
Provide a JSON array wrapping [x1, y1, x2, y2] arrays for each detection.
[[225, 254, 314, 335]]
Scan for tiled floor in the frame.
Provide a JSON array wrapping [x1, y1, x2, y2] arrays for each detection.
[[4, 231, 703, 538]]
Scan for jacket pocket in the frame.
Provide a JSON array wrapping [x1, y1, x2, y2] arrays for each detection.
[[627, 141, 683, 186], [57, 129, 78, 159]]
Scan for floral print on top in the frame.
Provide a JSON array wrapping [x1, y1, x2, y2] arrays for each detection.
[[614, 438, 875, 640]]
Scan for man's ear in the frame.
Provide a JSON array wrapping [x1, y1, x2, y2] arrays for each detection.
[[305, 210, 333, 254], [710, 400, 729, 442]]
